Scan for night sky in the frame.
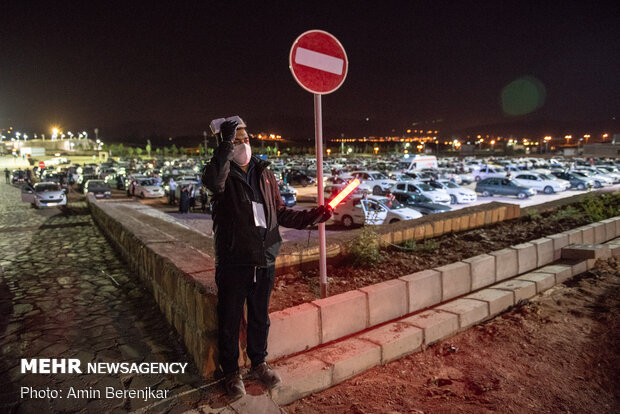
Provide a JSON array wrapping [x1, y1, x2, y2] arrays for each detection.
[[1, 1, 618, 142]]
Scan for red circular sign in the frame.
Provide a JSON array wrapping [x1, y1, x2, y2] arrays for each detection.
[[289, 30, 348, 95], [38, 161, 45, 168]]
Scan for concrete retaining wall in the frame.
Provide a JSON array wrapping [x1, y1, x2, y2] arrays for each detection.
[[266, 215, 620, 361], [88, 197, 220, 377]]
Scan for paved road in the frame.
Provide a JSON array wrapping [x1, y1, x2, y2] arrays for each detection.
[[0, 181, 212, 413]]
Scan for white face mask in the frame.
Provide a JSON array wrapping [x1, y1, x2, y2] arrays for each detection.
[[233, 143, 252, 166]]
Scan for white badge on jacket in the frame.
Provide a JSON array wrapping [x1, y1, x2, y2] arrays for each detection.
[[252, 201, 267, 228]]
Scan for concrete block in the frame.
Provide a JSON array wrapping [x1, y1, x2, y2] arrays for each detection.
[[414, 225, 425, 240], [511, 243, 537, 274], [434, 262, 471, 301], [616, 217, 620, 238], [490, 279, 536, 302], [267, 303, 320, 361], [586, 259, 596, 270], [569, 260, 588, 276], [531, 238, 554, 267], [515, 272, 555, 293], [548, 233, 569, 261], [606, 241, 620, 257], [561, 244, 611, 260], [462, 254, 496, 291], [533, 264, 573, 284], [312, 338, 381, 384], [424, 223, 434, 238], [271, 354, 333, 406], [357, 322, 423, 364], [593, 222, 607, 244], [466, 289, 514, 316], [436, 299, 489, 330], [580, 225, 595, 244], [399, 270, 442, 313], [432, 219, 444, 237], [312, 290, 368, 343], [443, 217, 453, 233], [489, 248, 518, 281], [402, 309, 459, 345], [359, 279, 408, 327], [565, 228, 583, 245], [602, 219, 617, 240]]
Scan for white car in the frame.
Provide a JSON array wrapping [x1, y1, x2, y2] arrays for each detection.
[[512, 172, 570, 194], [473, 165, 506, 182], [390, 181, 451, 204], [134, 178, 165, 198], [434, 180, 477, 204], [21, 182, 67, 208], [332, 195, 423, 228], [342, 171, 396, 195], [571, 169, 613, 188]]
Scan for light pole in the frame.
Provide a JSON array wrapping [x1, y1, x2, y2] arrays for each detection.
[[544, 136, 551, 153]]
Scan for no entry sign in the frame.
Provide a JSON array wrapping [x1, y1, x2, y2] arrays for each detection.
[[289, 30, 348, 95]]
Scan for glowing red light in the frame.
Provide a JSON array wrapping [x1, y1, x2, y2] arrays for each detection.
[[328, 179, 360, 209]]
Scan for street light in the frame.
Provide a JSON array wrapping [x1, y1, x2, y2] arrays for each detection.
[[565, 135, 572, 144], [544, 136, 551, 153]]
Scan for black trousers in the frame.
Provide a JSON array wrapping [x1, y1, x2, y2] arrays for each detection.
[[215, 265, 275, 375]]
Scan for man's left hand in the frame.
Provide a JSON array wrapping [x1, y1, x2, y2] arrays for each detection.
[[309, 205, 333, 226]]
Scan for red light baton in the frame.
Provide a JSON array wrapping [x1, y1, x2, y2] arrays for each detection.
[[328, 179, 360, 209]]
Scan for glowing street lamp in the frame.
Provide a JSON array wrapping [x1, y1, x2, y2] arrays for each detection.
[[373, 146, 379, 155], [564, 135, 572, 144], [490, 140, 495, 152], [326, 148, 331, 156], [544, 136, 552, 153]]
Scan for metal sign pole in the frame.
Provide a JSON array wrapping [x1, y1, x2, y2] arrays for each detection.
[[314, 93, 328, 298]]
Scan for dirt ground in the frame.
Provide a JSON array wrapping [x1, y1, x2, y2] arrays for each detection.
[[270, 209, 590, 312], [284, 256, 620, 414]]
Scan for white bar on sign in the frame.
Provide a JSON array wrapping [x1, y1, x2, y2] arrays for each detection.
[[294, 47, 343, 75]]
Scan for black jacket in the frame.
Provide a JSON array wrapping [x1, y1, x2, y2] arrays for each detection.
[[203, 141, 316, 267]]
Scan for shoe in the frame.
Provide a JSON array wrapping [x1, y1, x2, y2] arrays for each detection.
[[250, 362, 281, 389], [224, 373, 246, 401]]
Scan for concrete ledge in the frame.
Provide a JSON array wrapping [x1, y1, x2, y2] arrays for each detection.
[[515, 272, 555, 293], [435, 262, 471, 301], [564, 228, 583, 245], [466, 289, 514, 316], [359, 279, 408, 327], [357, 322, 423, 364], [435, 299, 489, 330], [511, 243, 537, 274], [490, 248, 518, 281], [561, 244, 611, 260], [592, 222, 607, 244], [602, 219, 617, 240], [312, 338, 381, 384], [462, 254, 496, 291], [271, 354, 333, 406], [399, 270, 442, 313], [402, 310, 459, 345], [570, 260, 588, 276], [490, 279, 537, 302], [580, 225, 595, 244], [533, 264, 573, 284], [312, 290, 368, 343], [267, 303, 320, 361]]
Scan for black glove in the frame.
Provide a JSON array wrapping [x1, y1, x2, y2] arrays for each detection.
[[308, 205, 333, 226], [220, 120, 238, 142]]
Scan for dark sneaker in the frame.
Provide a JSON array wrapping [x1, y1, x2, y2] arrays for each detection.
[[250, 362, 281, 389], [224, 373, 246, 401]]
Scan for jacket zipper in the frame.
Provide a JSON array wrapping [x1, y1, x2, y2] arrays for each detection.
[[253, 266, 257, 283]]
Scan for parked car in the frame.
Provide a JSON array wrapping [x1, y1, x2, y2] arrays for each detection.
[[135, 178, 165, 198], [279, 184, 297, 207], [473, 165, 506, 182], [332, 195, 422, 228], [21, 182, 67, 208], [11, 170, 26, 184], [392, 192, 452, 215], [433, 180, 477, 204], [512, 172, 570, 194], [390, 181, 451, 204], [550, 171, 594, 190], [572, 169, 613, 188], [343, 171, 396, 195], [285, 170, 315, 187], [475, 177, 536, 199], [83, 179, 112, 199]]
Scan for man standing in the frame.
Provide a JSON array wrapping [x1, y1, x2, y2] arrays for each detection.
[[203, 119, 331, 400], [4, 168, 9, 184]]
